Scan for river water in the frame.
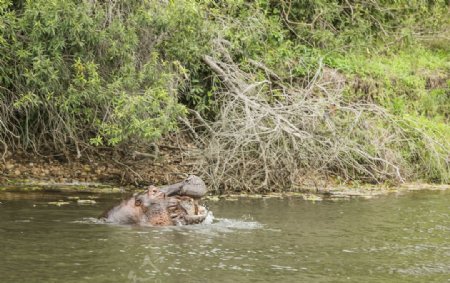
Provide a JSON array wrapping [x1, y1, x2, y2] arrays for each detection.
[[0, 190, 449, 283]]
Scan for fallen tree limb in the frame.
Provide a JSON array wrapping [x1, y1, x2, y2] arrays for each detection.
[[192, 42, 445, 192]]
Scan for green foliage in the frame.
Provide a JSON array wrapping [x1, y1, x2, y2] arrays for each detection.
[[0, 0, 186, 150], [328, 47, 449, 120], [260, 0, 448, 51], [0, 0, 448, 183], [401, 114, 450, 182], [323, 47, 449, 183]]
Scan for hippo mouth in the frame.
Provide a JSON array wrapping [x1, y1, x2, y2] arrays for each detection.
[[100, 175, 210, 226]]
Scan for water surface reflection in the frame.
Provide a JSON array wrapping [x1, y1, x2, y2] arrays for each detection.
[[0, 190, 449, 282]]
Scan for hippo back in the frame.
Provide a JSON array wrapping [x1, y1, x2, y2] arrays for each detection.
[[101, 198, 145, 225]]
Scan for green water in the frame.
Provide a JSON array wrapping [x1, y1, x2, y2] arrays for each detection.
[[0, 190, 449, 283]]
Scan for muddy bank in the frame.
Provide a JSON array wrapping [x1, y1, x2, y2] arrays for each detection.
[[0, 137, 199, 190], [1, 176, 448, 201], [1, 140, 448, 198]]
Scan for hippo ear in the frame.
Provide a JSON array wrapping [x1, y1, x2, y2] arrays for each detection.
[[135, 199, 142, 207]]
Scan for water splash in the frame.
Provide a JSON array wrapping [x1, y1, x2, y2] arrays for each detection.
[[74, 213, 263, 233]]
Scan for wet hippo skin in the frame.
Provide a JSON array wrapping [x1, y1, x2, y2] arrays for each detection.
[[100, 176, 209, 226]]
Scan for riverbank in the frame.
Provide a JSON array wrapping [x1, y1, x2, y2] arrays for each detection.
[[2, 136, 448, 199], [0, 135, 197, 189], [1, 171, 448, 201]]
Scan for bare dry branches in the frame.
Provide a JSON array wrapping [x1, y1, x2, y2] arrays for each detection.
[[191, 42, 446, 192]]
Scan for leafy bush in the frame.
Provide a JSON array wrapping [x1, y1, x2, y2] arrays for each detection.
[[259, 0, 448, 50], [0, 0, 192, 153], [0, 0, 448, 184]]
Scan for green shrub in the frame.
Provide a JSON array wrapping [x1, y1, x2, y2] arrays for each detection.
[[0, 0, 191, 151], [260, 0, 448, 51], [0, 0, 448, 183]]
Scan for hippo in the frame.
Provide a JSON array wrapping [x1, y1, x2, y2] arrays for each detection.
[[98, 186, 166, 225], [99, 194, 147, 225], [159, 175, 207, 215], [159, 175, 207, 199], [100, 175, 209, 226], [134, 187, 208, 226]]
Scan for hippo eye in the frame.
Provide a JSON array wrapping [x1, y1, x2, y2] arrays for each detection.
[[135, 199, 142, 206]]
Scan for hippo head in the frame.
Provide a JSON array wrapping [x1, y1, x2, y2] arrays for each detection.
[[101, 193, 151, 225], [133, 186, 178, 226], [101, 181, 209, 226], [159, 175, 207, 199], [179, 175, 207, 198], [134, 186, 166, 210]]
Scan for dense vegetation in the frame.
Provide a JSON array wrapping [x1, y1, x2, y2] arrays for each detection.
[[0, 0, 448, 189]]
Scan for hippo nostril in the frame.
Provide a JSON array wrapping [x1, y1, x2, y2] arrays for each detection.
[[135, 199, 142, 206]]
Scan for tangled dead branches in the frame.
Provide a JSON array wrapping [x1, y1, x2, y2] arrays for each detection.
[[191, 40, 448, 192]]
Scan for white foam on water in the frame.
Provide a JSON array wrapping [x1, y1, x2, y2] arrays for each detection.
[[75, 212, 262, 232], [72, 217, 107, 224], [210, 217, 263, 230]]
